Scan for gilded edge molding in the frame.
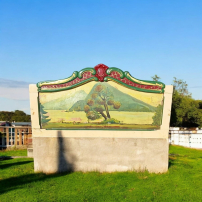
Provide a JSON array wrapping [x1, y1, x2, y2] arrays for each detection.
[[37, 71, 78, 87], [37, 65, 165, 93]]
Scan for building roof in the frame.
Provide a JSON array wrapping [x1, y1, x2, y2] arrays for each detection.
[[11, 122, 31, 127], [0, 122, 11, 126]]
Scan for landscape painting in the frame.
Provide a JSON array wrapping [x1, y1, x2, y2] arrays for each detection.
[[39, 81, 164, 130]]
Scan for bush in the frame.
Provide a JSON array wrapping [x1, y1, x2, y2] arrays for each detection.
[[101, 118, 120, 124]]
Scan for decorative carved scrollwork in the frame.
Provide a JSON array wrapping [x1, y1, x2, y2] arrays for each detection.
[[94, 64, 109, 82]]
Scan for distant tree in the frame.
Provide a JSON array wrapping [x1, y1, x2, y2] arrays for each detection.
[[172, 77, 191, 97], [199, 101, 202, 109], [0, 110, 30, 122], [0, 111, 14, 121], [151, 75, 161, 81], [12, 110, 31, 122], [170, 77, 202, 127], [186, 100, 202, 127], [84, 85, 121, 121], [150, 75, 202, 127]]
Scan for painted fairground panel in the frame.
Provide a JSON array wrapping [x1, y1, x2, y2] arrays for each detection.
[[37, 64, 165, 130]]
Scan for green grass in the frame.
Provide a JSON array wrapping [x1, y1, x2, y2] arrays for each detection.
[[0, 149, 27, 157], [1, 145, 202, 201]]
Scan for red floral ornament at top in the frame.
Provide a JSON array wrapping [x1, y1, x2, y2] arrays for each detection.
[[94, 64, 109, 82]]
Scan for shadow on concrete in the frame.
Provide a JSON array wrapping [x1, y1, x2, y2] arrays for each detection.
[[57, 131, 76, 173]]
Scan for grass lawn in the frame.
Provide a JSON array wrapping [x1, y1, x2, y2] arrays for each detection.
[[1, 145, 202, 201], [0, 149, 27, 157]]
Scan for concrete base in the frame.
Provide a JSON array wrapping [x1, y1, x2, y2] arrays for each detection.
[[6, 145, 28, 150], [33, 137, 169, 173], [27, 148, 33, 158]]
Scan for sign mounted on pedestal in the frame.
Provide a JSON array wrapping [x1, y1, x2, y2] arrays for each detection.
[[29, 64, 173, 174], [37, 64, 165, 130]]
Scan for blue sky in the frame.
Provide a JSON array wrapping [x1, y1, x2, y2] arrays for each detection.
[[0, 0, 202, 114]]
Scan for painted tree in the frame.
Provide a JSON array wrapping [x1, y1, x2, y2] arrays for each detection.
[[84, 104, 100, 123], [84, 85, 121, 121], [40, 105, 51, 125], [152, 104, 163, 126]]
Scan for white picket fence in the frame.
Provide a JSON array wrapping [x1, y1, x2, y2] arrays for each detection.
[[169, 127, 202, 149]]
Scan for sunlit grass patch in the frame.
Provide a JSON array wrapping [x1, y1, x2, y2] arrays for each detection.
[[1, 146, 202, 201], [0, 149, 27, 157]]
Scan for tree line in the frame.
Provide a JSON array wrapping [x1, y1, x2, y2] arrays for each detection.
[[152, 75, 202, 128], [0, 110, 31, 122]]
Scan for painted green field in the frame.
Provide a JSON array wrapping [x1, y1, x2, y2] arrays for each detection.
[[46, 110, 155, 124], [44, 122, 159, 130], [1, 145, 202, 201], [110, 111, 154, 124]]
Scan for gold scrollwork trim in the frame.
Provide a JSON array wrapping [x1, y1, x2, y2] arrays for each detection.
[[125, 72, 164, 87], [105, 77, 163, 93], [37, 72, 78, 87]]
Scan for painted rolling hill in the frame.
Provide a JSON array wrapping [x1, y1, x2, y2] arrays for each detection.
[[69, 83, 156, 112], [42, 90, 87, 110]]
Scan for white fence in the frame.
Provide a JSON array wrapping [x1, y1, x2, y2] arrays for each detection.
[[169, 127, 202, 149]]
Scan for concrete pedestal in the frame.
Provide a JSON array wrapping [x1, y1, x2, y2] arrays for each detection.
[[33, 137, 168, 173]]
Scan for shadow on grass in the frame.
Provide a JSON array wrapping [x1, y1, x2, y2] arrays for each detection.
[[0, 156, 13, 160], [0, 130, 76, 195], [168, 159, 174, 168], [0, 160, 33, 169], [0, 172, 71, 195], [168, 153, 179, 168]]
